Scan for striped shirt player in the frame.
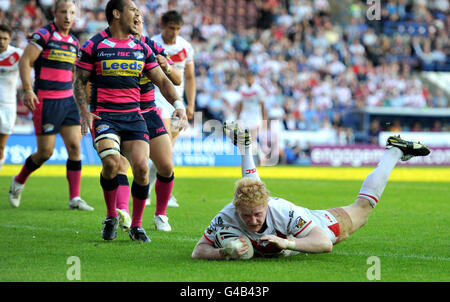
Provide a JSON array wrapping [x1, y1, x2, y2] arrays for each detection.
[[28, 22, 80, 134], [151, 33, 194, 119], [203, 197, 340, 257], [9, 1, 94, 212], [138, 36, 173, 139], [76, 27, 159, 144]]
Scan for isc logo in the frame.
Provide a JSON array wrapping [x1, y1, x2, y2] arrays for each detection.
[[101, 60, 144, 76]]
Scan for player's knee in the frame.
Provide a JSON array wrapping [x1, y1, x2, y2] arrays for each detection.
[[155, 161, 173, 178], [37, 148, 54, 162], [101, 154, 120, 175], [65, 142, 81, 157], [131, 160, 149, 182]]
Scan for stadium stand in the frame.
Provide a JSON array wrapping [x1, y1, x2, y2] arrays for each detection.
[[2, 0, 449, 165]]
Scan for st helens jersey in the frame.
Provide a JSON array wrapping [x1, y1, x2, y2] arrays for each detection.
[[151, 33, 194, 102], [0, 45, 23, 106], [203, 197, 317, 257], [29, 22, 79, 100], [138, 35, 173, 112], [239, 82, 264, 120], [77, 28, 158, 113]]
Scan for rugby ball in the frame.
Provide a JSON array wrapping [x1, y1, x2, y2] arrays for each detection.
[[214, 226, 254, 260]]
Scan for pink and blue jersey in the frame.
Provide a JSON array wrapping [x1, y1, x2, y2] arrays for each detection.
[[76, 28, 158, 113], [138, 36, 173, 112], [29, 22, 79, 100]]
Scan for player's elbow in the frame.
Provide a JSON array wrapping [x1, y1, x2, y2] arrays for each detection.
[[191, 243, 204, 259], [191, 248, 200, 259], [172, 75, 182, 86], [321, 240, 333, 253]]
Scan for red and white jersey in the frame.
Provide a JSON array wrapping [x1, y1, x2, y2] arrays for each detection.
[[0, 45, 23, 107], [238, 82, 265, 122], [203, 197, 318, 257], [151, 33, 194, 101]]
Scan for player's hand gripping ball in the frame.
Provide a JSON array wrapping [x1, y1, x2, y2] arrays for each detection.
[[214, 226, 254, 260]]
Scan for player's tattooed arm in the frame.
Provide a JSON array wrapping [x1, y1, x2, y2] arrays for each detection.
[[73, 67, 90, 108], [73, 67, 100, 135]]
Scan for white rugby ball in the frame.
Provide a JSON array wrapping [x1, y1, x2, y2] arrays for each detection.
[[214, 226, 254, 260]]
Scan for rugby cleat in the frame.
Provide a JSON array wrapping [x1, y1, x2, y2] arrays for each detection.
[[223, 121, 251, 147], [129, 226, 151, 243], [154, 214, 172, 231], [386, 135, 431, 161], [102, 216, 119, 241], [117, 208, 132, 232], [69, 197, 94, 211], [8, 176, 24, 208], [167, 194, 179, 208]]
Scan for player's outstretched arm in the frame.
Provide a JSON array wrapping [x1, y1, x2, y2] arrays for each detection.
[[192, 236, 249, 260], [259, 227, 333, 254]]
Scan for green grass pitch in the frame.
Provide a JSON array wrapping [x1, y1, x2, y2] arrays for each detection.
[[0, 167, 448, 282]]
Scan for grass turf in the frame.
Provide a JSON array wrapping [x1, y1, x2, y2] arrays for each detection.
[[0, 166, 449, 282]]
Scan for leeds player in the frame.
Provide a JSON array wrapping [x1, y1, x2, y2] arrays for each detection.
[[191, 122, 430, 259], [115, 13, 183, 232], [74, 0, 186, 242], [9, 0, 93, 211]]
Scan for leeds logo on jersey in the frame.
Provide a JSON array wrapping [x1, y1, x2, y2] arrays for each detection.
[[101, 59, 144, 76], [48, 49, 76, 63]]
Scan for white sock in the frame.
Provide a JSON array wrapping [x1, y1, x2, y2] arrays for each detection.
[[240, 145, 260, 180], [358, 148, 402, 207], [0, 157, 4, 172], [148, 161, 157, 194]]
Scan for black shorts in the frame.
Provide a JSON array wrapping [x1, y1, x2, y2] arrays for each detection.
[[91, 111, 150, 144], [142, 107, 168, 140], [33, 96, 80, 135]]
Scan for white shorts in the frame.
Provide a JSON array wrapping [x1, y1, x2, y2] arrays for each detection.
[[0, 106, 16, 134], [155, 98, 175, 119], [237, 118, 262, 131], [308, 209, 340, 244]]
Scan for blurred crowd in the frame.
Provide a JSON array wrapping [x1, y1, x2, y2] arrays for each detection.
[[1, 0, 449, 145]]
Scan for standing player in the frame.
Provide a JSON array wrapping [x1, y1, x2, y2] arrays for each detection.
[[236, 72, 268, 161], [191, 123, 430, 259], [0, 24, 23, 172], [74, 0, 187, 242], [115, 14, 183, 233], [8, 0, 93, 211], [149, 10, 196, 208]]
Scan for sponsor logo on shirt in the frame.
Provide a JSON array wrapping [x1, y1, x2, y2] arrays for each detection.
[[48, 49, 77, 63], [101, 59, 144, 76]]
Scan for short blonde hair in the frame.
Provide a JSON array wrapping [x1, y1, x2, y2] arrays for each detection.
[[233, 178, 270, 208]]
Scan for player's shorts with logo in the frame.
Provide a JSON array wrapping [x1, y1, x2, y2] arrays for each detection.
[[92, 111, 149, 144], [32, 96, 80, 135], [306, 209, 340, 244], [142, 107, 168, 139]]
